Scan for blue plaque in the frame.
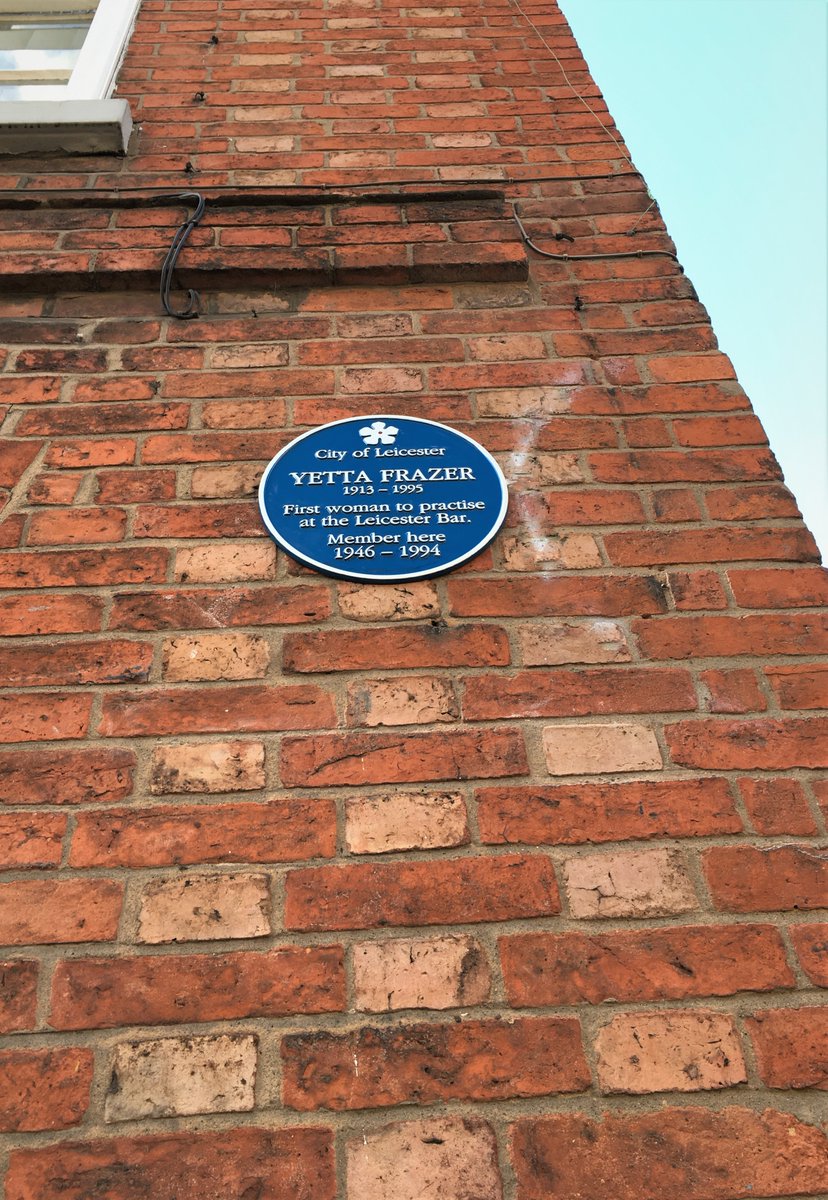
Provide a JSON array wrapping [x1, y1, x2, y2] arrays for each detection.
[[258, 415, 508, 582]]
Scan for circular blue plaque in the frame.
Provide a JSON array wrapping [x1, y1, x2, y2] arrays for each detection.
[[258, 415, 508, 582]]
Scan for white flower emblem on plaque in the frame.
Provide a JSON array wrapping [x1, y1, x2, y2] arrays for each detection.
[[359, 420, 399, 446]]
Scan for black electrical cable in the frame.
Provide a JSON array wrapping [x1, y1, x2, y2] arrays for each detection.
[[159, 192, 205, 319], [512, 203, 678, 263]]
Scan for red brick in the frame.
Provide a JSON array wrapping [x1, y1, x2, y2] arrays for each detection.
[[0, 548, 167, 588], [448, 575, 667, 617], [110, 584, 330, 630], [133, 502, 262, 540], [0, 960, 38, 1032], [96, 467, 176, 503], [606, 526, 818, 566], [791, 923, 828, 986], [747, 1007, 828, 1089], [705, 482, 799, 519], [27, 507, 126, 546], [281, 727, 527, 787], [0, 747, 135, 805], [70, 797, 335, 867], [510, 1108, 828, 1200], [0, 878, 122, 945], [0, 811, 65, 868], [50, 945, 344, 1029], [0, 694, 92, 743], [16, 402, 189, 438], [699, 668, 766, 713], [518, 487, 646, 527], [284, 625, 509, 672], [667, 717, 828, 770], [766, 664, 828, 709], [98, 683, 334, 736], [5, 1128, 335, 1200], [634, 613, 828, 659], [740, 778, 818, 836], [0, 440, 41, 488], [703, 845, 827, 912], [728, 565, 828, 608], [667, 569, 728, 610], [26, 473, 81, 506], [0, 640, 152, 688], [44, 438, 136, 468], [0, 1048, 93, 1132], [464, 666, 694, 720], [286, 854, 559, 931], [283, 1016, 589, 1111], [500, 924, 793, 1006], [477, 778, 739, 845], [0, 594, 103, 636]]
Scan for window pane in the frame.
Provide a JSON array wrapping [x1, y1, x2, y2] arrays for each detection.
[[0, 6, 95, 95]]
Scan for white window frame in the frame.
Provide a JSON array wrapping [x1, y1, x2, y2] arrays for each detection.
[[0, 0, 142, 154]]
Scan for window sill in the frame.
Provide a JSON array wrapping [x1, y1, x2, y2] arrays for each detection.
[[0, 99, 132, 155]]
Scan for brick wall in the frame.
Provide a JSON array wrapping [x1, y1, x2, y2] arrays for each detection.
[[0, 2, 826, 1197]]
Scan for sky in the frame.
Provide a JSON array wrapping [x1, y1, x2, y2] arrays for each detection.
[[559, 0, 828, 560]]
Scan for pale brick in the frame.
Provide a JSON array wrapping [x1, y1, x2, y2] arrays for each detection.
[[191, 464, 262, 498], [345, 792, 469, 854], [564, 848, 697, 919], [346, 1116, 502, 1200], [338, 582, 440, 621], [521, 620, 631, 666], [163, 633, 270, 682], [174, 543, 276, 583], [544, 723, 663, 775], [501, 533, 601, 572], [104, 1034, 257, 1121], [477, 386, 572, 417], [595, 1012, 747, 1094], [150, 741, 265, 794], [354, 935, 491, 1012], [347, 677, 458, 727], [501, 451, 584, 485], [137, 872, 272, 944]]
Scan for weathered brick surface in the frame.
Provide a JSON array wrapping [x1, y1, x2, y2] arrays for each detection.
[[346, 1116, 502, 1200], [50, 946, 345, 1030], [0, 1048, 93, 1132], [543, 722, 663, 775], [353, 934, 491, 1012], [104, 1034, 258, 1121], [286, 854, 559, 930], [510, 1108, 828, 1199], [345, 791, 469, 853], [0, 960, 38, 1032], [0, 0, 825, 1184], [746, 1008, 828, 1089], [595, 1011, 747, 1094], [149, 740, 266, 794], [136, 873, 272, 944], [282, 1016, 589, 1110], [501, 925, 794, 1005], [6, 1128, 335, 1200], [562, 848, 697, 919]]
